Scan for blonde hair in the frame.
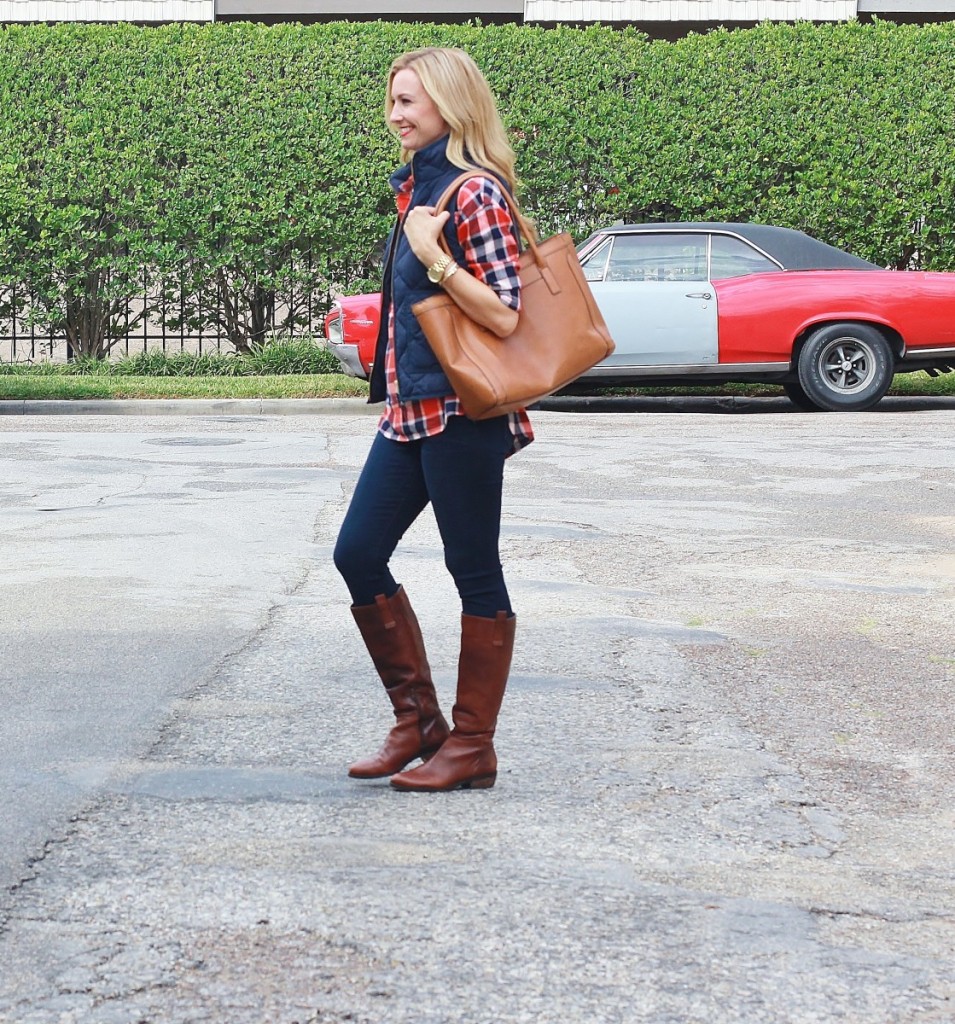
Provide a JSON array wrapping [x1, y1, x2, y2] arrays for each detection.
[[386, 47, 517, 194]]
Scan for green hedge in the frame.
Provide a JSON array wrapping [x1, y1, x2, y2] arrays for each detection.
[[1, 19, 954, 357]]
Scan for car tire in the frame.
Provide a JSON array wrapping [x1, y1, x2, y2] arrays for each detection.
[[782, 381, 823, 412], [796, 323, 894, 412]]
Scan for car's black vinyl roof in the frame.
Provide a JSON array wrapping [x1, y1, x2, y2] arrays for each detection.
[[603, 222, 878, 271]]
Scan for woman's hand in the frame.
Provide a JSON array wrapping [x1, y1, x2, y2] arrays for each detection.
[[403, 206, 450, 268], [404, 204, 519, 339]]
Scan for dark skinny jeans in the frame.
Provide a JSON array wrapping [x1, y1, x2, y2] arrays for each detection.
[[333, 414, 514, 619]]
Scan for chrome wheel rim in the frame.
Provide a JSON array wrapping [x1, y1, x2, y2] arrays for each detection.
[[817, 336, 877, 395]]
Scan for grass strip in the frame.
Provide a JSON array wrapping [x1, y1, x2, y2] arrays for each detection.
[[888, 372, 955, 397], [0, 369, 950, 402], [0, 374, 369, 400]]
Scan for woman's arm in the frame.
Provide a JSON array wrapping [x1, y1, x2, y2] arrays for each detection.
[[403, 191, 520, 339]]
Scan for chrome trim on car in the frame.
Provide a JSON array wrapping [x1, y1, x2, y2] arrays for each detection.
[[327, 341, 366, 379], [899, 346, 955, 359], [579, 361, 789, 378]]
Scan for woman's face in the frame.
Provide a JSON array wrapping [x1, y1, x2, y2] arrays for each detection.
[[389, 68, 449, 154]]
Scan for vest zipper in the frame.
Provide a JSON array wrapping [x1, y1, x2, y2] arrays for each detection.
[[389, 157, 416, 402]]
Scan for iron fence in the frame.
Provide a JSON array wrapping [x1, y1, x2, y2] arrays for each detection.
[[0, 271, 326, 362]]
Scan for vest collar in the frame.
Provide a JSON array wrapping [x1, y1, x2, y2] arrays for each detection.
[[389, 133, 457, 193]]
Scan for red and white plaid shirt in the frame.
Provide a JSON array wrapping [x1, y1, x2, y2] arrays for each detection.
[[379, 175, 534, 455]]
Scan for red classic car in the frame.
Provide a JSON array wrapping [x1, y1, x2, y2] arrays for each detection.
[[323, 222, 955, 411], [323, 291, 380, 380]]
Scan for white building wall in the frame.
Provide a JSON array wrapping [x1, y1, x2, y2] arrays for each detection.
[[0, 0, 212, 19], [525, 0, 857, 19]]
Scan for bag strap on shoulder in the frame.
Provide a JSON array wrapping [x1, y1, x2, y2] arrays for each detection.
[[430, 171, 542, 267]]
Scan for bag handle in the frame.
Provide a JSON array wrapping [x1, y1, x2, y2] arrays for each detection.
[[428, 171, 543, 270]]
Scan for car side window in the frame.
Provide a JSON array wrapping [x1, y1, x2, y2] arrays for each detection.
[[580, 239, 612, 282], [602, 233, 708, 282], [709, 235, 780, 279]]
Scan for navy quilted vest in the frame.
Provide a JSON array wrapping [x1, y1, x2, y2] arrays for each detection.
[[368, 134, 476, 404]]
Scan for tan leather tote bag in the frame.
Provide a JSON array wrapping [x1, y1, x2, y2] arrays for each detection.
[[411, 172, 615, 420]]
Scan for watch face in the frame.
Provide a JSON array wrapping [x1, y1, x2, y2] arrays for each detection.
[[427, 257, 449, 283]]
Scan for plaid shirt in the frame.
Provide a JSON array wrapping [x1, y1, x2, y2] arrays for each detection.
[[379, 175, 534, 455]]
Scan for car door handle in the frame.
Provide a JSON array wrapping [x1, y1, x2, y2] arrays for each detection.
[[685, 291, 712, 300]]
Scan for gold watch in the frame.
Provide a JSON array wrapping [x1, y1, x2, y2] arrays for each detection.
[[427, 254, 454, 284], [440, 261, 459, 286]]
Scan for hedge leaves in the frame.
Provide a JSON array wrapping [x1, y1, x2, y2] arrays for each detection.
[[1, 19, 954, 356]]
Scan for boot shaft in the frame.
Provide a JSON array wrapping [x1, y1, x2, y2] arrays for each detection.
[[348, 585, 449, 779], [351, 586, 433, 692], [452, 610, 516, 736], [389, 610, 516, 792]]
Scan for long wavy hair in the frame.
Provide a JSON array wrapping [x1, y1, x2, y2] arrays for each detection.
[[385, 47, 517, 195]]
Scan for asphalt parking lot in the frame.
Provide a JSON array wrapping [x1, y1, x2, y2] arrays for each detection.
[[1, 399, 953, 1024]]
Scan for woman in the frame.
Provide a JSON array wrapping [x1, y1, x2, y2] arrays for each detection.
[[333, 47, 533, 792]]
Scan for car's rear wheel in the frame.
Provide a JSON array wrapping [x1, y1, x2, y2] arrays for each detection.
[[796, 323, 893, 411], [782, 381, 822, 412]]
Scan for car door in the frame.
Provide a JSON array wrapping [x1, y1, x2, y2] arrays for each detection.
[[582, 232, 718, 366]]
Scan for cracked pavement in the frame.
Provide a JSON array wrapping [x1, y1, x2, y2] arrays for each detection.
[[1, 403, 954, 1023]]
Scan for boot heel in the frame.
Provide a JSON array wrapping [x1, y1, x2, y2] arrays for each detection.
[[463, 773, 496, 790]]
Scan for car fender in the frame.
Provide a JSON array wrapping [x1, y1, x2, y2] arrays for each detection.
[[788, 314, 906, 367], [714, 272, 912, 365]]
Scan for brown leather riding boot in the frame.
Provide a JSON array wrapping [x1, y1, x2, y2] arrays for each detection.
[[390, 611, 515, 792], [348, 586, 450, 779]]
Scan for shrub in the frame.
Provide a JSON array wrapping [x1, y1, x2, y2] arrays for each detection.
[[2, 19, 955, 360]]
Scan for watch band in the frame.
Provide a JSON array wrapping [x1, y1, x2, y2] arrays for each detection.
[[440, 261, 459, 286], [427, 254, 454, 284]]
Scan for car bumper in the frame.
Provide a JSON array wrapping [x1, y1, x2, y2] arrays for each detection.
[[325, 341, 368, 380]]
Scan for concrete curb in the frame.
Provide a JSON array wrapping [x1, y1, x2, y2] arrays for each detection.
[[0, 395, 782, 417], [1, 394, 952, 416], [536, 394, 795, 413], [0, 397, 379, 417], [537, 393, 955, 413]]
